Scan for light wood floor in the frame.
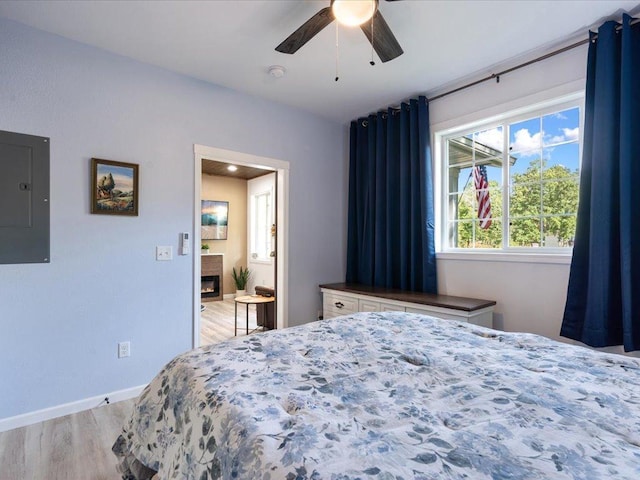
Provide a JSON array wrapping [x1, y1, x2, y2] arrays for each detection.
[[0, 299, 262, 479], [200, 297, 260, 346], [0, 399, 134, 480]]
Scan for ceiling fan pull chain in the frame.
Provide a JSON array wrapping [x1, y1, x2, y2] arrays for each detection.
[[370, 14, 375, 66], [335, 21, 340, 81]]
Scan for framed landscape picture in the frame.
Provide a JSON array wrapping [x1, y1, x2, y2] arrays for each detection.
[[201, 200, 228, 240], [91, 158, 139, 216]]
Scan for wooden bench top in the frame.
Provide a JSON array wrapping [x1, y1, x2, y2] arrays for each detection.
[[320, 283, 496, 312]]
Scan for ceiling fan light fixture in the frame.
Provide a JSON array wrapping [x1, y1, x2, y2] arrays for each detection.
[[331, 0, 377, 27]]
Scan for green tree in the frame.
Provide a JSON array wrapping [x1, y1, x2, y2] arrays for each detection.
[[509, 159, 579, 247], [453, 159, 578, 248], [455, 179, 502, 248]]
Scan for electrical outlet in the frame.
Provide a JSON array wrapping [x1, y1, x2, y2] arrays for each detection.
[[156, 246, 172, 261], [118, 341, 130, 358]]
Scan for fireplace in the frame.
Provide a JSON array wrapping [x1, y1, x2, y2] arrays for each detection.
[[201, 275, 220, 299], [201, 253, 223, 301]]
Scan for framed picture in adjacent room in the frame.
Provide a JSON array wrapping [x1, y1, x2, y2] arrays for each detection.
[[201, 200, 228, 240], [91, 158, 139, 216]]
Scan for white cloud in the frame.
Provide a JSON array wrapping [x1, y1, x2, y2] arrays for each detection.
[[112, 173, 133, 191], [562, 127, 579, 141], [546, 127, 580, 145], [489, 125, 579, 159], [510, 128, 541, 154], [474, 128, 503, 152]]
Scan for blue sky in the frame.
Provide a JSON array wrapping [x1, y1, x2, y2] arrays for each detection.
[[452, 106, 580, 192], [96, 163, 135, 191]]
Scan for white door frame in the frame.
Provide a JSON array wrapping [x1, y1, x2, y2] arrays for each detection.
[[193, 144, 289, 348]]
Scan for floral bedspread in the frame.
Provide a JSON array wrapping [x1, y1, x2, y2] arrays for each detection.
[[113, 312, 640, 480]]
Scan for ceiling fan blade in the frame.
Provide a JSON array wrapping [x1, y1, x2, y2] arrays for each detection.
[[276, 7, 335, 54], [360, 10, 404, 63]]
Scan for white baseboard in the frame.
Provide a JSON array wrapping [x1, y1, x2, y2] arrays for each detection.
[[0, 384, 146, 433]]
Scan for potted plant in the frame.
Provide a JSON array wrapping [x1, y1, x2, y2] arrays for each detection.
[[232, 266, 251, 297], [201, 243, 210, 254]]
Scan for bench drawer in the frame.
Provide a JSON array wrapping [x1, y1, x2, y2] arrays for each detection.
[[323, 293, 358, 319]]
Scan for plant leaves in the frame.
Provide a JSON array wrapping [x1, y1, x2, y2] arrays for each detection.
[[206, 436, 216, 453], [445, 450, 472, 468], [202, 416, 212, 436], [428, 438, 453, 449], [412, 453, 437, 464]]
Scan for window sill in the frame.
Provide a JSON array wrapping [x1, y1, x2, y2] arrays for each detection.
[[437, 251, 572, 265]]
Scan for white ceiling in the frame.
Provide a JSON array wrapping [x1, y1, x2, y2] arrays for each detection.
[[1, 0, 639, 124]]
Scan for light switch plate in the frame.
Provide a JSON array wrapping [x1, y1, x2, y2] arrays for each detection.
[[156, 246, 172, 261], [118, 341, 130, 358]]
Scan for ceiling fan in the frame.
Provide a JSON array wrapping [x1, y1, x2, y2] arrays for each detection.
[[275, 0, 404, 63]]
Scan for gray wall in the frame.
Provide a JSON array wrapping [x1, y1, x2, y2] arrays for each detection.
[[0, 19, 347, 419]]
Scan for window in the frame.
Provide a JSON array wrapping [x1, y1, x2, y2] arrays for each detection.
[[440, 97, 582, 253], [250, 190, 273, 262]]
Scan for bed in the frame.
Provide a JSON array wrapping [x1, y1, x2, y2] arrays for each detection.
[[113, 311, 640, 479]]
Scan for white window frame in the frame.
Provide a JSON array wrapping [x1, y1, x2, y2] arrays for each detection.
[[434, 91, 584, 264]]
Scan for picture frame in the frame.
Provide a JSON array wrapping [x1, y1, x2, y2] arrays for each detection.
[[201, 200, 229, 240], [91, 158, 139, 216]]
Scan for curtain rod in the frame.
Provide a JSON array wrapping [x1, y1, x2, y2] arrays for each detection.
[[428, 16, 639, 103]]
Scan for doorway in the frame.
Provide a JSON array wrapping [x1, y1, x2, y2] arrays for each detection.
[[193, 145, 289, 349]]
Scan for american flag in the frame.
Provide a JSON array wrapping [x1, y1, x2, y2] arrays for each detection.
[[473, 165, 492, 229]]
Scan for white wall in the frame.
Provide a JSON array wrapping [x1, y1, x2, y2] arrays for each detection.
[[0, 19, 347, 420], [437, 257, 571, 339], [429, 43, 638, 358]]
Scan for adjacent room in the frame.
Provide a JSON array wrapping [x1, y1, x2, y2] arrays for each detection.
[[199, 160, 278, 345], [1, 1, 639, 479]]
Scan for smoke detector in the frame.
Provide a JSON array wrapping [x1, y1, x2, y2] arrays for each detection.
[[268, 65, 286, 78]]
